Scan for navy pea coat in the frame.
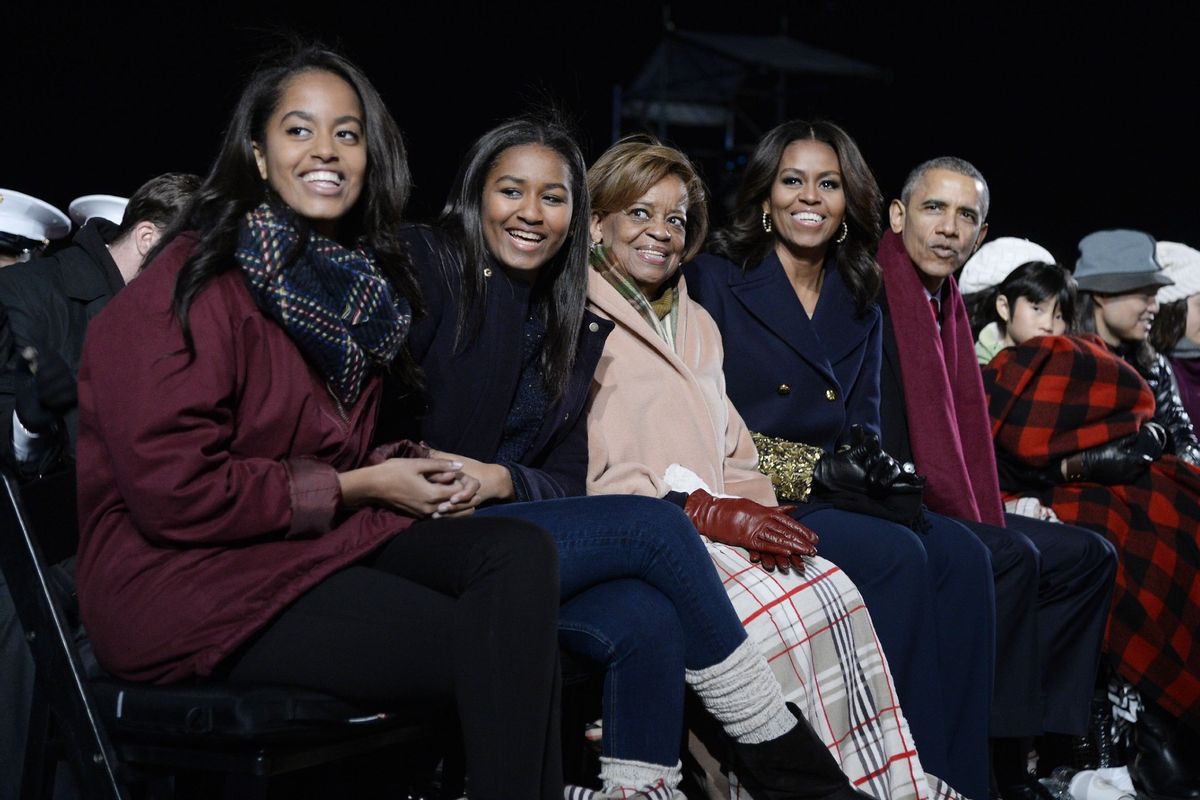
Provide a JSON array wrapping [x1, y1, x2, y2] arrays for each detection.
[[382, 225, 612, 501], [683, 251, 880, 453]]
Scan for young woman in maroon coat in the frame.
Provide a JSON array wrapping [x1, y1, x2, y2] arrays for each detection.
[[72, 46, 566, 799]]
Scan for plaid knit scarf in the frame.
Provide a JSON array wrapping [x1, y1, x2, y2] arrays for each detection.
[[235, 202, 411, 407], [590, 244, 678, 350]]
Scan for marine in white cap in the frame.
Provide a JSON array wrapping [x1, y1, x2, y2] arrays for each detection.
[[0, 188, 71, 268], [68, 194, 130, 227]]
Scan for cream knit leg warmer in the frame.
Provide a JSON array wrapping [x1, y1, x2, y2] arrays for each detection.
[[685, 637, 795, 744], [564, 757, 683, 799]]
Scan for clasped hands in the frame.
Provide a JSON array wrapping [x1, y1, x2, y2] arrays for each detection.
[[340, 445, 497, 519]]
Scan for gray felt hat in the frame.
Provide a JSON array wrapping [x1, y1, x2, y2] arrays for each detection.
[[1074, 229, 1173, 294]]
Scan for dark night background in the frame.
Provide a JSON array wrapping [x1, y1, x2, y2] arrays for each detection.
[[6, 2, 1196, 264]]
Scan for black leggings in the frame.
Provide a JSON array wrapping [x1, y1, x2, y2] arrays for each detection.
[[222, 515, 562, 800]]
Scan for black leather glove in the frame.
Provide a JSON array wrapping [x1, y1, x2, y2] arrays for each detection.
[[811, 425, 928, 530], [14, 347, 77, 435], [814, 425, 923, 499], [1063, 423, 1165, 485], [1133, 421, 1167, 462]]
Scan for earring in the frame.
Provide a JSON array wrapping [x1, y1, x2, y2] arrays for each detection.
[[761, 212, 772, 234], [835, 221, 848, 244]]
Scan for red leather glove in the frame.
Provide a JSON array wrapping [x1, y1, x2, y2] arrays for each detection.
[[684, 490, 818, 571]]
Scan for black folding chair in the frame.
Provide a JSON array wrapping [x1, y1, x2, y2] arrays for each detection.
[[0, 467, 445, 800]]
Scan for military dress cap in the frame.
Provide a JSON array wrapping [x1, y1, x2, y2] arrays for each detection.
[[1155, 241, 1200, 305], [69, 194, 129, 227], [1074, 229, 1173, 294], [959, 236, 1057, 295], [0, 188, 71, 243]]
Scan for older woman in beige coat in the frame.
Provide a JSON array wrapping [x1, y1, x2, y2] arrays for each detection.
[[585, 137, 959, 800]]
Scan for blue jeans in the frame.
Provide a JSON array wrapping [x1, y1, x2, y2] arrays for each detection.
[[479, 494, 748, 765]]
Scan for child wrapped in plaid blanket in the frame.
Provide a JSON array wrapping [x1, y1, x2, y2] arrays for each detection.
[[984, 332, 1200, 734]]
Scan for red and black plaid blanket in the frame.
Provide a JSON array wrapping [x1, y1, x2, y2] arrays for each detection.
[[984, 334, 1200, 731]]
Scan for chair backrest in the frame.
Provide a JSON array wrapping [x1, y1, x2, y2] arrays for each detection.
[[0, 467, 126, 800]]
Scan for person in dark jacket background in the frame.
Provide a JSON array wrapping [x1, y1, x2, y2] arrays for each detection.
[[0, 172, 197, 800], [0, 171, 199, 476]]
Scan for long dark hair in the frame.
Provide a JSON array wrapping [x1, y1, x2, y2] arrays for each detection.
[[707, 119, 882, 316], [1150, 299, 1188, 355], [154, 42, 422, 378], [1077, 291, 1158, 372], [436, 115, 590, 400], [967, 261, 1077, 340]]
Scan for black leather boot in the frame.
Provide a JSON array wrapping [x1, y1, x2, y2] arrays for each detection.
[[1128, 705, 1200, 800], [726, 704, 873, 800]]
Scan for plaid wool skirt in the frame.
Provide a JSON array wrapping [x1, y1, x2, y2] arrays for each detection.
[[705, 542, 963, 800]]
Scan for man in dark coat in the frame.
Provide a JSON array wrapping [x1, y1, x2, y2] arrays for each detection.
[[0, 172, 196, 800], [876, 157, 1118, 800], [0, 172, 199, 474]]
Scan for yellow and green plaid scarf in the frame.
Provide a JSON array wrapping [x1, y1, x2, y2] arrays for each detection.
[[590, 245, 679, 352]]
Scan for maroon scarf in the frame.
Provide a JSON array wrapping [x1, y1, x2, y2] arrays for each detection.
[[877, 229, 1005, 526]]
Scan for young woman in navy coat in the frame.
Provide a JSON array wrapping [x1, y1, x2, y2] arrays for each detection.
[[684, 120, 994, 800]]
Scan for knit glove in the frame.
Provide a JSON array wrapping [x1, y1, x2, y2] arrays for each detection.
[[14, 347, 77, 435], [684, 489, 818, 573]]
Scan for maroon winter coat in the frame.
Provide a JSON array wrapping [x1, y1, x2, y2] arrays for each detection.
[[75, 234, 417, 683]]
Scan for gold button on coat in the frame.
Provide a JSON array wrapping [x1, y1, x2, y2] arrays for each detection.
[[825, 388, 838, 401], [777, 384, 791, 396]]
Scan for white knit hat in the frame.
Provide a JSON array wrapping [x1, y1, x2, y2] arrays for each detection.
[[958, 237, 1056, 295], [1155, 241, 1200, 304]]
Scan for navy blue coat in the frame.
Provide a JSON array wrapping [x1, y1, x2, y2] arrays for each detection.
[[382, 225, 612, 501], [683, 251, 881, 453]]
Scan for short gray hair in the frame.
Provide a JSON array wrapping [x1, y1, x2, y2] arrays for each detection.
[[899, 156, 990, 221]]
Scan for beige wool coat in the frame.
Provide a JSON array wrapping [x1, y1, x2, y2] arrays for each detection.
[[585, 269, 777, 506]]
